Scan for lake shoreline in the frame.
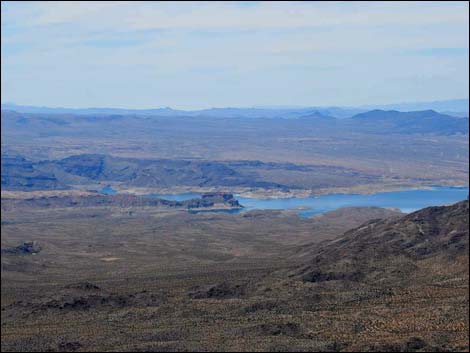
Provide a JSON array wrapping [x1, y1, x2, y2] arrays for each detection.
[[102, 183, 469, 200], [2, 183, 468, 201], [142, 185, 469, 218]]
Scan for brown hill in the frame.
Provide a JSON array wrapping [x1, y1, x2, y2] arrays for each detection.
[[297, 200, 469, 286]]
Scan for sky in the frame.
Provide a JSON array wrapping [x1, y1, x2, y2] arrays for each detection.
[[1, 1, 469, 109]]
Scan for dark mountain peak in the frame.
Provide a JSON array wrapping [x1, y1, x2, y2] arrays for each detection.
[[419, 109, 438, 114], [352, 109, 451, 120], [298, 110, 336, 120], [348, 109, 468, 134], [352, 109, 396, 117]]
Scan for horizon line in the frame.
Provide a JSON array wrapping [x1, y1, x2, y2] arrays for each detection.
[[2, 98, 469, 112]]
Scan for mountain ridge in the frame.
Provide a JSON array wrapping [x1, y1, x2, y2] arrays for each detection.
[[296, 200, 469, 285], [2, 99, 468, 119]]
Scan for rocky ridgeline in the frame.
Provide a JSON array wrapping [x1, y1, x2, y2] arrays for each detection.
[[296, 200, 469, 285]]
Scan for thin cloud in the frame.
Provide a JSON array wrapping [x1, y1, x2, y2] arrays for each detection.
[[1, 1, 468, 109]]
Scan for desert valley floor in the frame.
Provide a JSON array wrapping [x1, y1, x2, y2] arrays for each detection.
[[1, 193, 468, 352]]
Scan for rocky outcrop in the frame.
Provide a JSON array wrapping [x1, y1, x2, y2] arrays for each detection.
[[184, 192, 241, 208], [189, 281, 247, 299], [1, 241, 41, 255]]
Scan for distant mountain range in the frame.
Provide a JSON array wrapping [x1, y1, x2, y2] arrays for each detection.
[[2, 99, 468, 119], [0, 103, 364, 119], [2, 107, 467, 135]]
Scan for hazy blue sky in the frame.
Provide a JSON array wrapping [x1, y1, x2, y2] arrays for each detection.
[[1, 1, 469, 109]]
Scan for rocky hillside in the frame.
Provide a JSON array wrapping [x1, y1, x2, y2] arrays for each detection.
[[296, 200, 469, 286]]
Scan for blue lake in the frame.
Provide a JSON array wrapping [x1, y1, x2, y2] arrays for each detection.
[[100, 186, 468, 217], [99, 185, 117, 195], [146, 192, 202, 201], [238, 186, 469, 218]]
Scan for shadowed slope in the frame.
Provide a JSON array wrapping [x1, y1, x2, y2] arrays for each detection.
[[297, 200, 469, 286]]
